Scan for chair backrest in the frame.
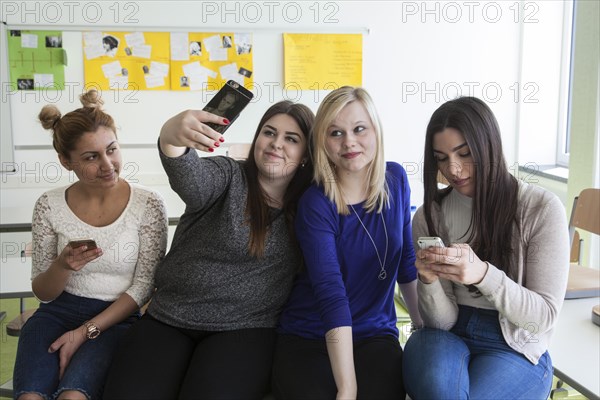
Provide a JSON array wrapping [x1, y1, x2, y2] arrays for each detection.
[[569, 188, 600, 244], [565, 188, 600, 299], [226, 143, 251, 160]]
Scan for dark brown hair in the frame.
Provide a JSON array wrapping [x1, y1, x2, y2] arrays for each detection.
[[423, 97, 519, 279], [38, 90, 116, 158], [243, 101, 315, 258]]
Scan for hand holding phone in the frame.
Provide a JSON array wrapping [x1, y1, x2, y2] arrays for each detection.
[[68, 239, 98, 250], [203, 80, 253, 134], [416, 237, 445, 284], [417, 237, 445, 250]]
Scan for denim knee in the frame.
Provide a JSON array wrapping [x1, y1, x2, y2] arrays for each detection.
[[403, 328, 470, 400]]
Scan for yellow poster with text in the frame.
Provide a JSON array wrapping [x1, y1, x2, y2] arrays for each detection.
[[284, 33, 362, 90], [83, 31, 170, 91]]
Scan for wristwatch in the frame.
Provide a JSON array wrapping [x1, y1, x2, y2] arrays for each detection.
[[83, 321, 101, 340]]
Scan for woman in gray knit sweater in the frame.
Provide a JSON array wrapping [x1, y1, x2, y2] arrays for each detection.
[[402, 97, 569, 399], [103, 101, 314, 399]]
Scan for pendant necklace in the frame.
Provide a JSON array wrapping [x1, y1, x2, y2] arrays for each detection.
[[349, 204, 388, 280]]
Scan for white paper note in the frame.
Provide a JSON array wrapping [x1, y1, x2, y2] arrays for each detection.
[[21, 34, 38, 48], [170, 32, 190, 61], [150, 61, 169, 77], [34, 74, 54, 88], [125, 32, 145, 48], [145, 75, 164, 88], [101, 61, 123, 78], [84, 45, 105, 60], [132, 44, 152, 58]]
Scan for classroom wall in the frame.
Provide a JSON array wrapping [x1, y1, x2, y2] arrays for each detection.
[[1, 1, 567, 217]]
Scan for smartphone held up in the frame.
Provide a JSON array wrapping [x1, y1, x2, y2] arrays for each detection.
[[203, 80, 253, 134], [417, 237, 445, 250], [68, 239, 98, 250]]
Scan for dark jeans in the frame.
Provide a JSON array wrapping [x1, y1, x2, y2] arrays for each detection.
[[272, 333, 404, 399], [103, 313, 276, 400], [14, 291, 137, 400]]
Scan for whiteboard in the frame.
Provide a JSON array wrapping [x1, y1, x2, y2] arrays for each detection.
[[1, 22, 15, 172]]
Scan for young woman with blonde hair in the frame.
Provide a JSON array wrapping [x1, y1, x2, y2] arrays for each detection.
[[273, 86, 421, 399]]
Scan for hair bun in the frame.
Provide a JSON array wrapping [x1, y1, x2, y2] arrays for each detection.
[[80, 89, 104, 109], [38, 105, 62, 130]]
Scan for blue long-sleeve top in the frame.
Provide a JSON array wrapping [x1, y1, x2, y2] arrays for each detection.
[[278, 162, 417, 340]]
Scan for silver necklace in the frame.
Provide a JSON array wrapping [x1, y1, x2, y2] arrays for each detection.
[[349, 204, 388, 280]]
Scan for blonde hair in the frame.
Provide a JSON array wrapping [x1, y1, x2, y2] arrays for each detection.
[[38, 90, 116, 158], [312, 86, 389, 215]]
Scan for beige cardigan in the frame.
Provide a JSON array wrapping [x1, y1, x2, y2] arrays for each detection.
[[412, 181, 570, 364]]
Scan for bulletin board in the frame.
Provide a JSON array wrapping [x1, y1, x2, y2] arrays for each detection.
[[1, 22, 366, 173]]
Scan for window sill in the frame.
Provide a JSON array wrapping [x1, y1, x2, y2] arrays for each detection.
[[518, 164, 569, 184]]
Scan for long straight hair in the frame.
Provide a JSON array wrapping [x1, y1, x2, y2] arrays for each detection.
[[243, 101, 315, 258], [423, 97, 519, 279], [312, 86, 389, 215]]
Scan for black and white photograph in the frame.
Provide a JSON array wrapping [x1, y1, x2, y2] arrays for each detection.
[[222, 35, 233, 48], [102, 35, 119, 57], [45, 36, 62, 48], [238, 67, 252, 78], [17, 78, 34, 90], [189, 41, 201, 56]]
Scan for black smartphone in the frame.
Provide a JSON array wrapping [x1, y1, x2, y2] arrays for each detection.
[[68, 239, 98, 250], [202, 80, 253, 134]]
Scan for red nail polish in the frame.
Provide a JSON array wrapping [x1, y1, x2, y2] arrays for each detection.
[[208, 148, 214, 152], [219, 137, 225, 142], [214, 142, 220, 147], [223, 118, 230, 125]]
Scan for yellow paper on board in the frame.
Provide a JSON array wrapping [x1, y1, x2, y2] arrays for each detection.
[[284, 33, 362, 90], [83, 31, 170, 91], [169, 32, 254, 92]]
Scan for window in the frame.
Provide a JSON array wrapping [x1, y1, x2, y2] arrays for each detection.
[[556, 0, 575, 167]]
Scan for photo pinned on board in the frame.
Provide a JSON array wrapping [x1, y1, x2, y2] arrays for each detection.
[[45, 36, 62, 48], [238, 67, 252, 78], [103, 35, 119, 57], [189, 41, 202, 56], [17, 78, 34, 90]]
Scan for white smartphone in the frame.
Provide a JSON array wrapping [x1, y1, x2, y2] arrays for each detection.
[[417, 236, 445, 250]]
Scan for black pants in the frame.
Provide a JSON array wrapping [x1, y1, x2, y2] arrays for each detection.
[[103, 313, 276, 400], [272, 334, 405, 400]]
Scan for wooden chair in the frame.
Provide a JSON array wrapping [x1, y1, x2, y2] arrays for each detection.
[[565, 188, 600, 299]]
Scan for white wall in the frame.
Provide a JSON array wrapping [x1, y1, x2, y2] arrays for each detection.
[[1, 1, 567, 218]]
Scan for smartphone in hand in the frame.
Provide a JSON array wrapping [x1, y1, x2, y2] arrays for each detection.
[[417, 237, 445, 250], [203, 80, 253, 134], [68, 239, 98, 250]]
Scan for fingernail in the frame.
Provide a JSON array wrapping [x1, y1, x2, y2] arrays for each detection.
[[223, 118, 230, 125], [219, 137, 225, 142], [214, 142, 220, 147], [208, 148, 214, 152]]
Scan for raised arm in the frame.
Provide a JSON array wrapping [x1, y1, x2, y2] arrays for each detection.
[[159, 109, 227, 157]]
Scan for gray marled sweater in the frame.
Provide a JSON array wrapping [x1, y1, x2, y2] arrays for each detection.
[[148, 147, 300, 331]]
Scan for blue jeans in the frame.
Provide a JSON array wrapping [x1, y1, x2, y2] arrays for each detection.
[[13, 291, 138, 400], [403, 305, 553, 400]]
